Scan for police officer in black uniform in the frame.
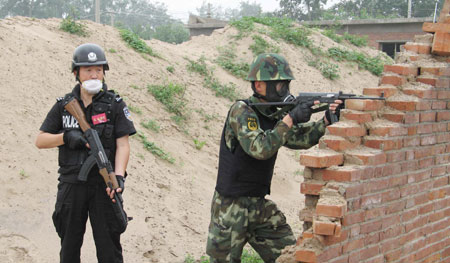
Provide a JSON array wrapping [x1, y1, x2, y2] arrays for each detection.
[[35, 43, 136, 263]]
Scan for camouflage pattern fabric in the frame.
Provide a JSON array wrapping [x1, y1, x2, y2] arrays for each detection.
[[246, 53, 294, 81], [224, 96, 326, 160], [206, 191, 296, 263]]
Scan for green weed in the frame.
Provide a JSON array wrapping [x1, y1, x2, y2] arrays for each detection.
[[327, 47, 387, 76], [119, 28, 159, 58], [249, 35, 280, 56], [323, 29, 343, 43], [147, 83, 186, 116], [184, 248, 263, 263], [60, 16, 88, 37], [128, 104, 142, 115], [137, 132, 175, 164], [216, 45, 249, 79], [19, 169, 28, 178], [307, 59, 340, 80], [193, 139, 206, 150], [141, 119, 160, 132], [344, 33, 368, 47], [186, 56, 209, 76], [108, 48, 117, 53], [166, 66, 175, 73], [186, 57, 242, 101]]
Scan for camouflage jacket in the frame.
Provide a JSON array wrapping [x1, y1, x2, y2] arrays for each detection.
[[224, 96, 326, 160]]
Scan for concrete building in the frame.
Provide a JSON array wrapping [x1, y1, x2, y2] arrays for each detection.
[[186, 14, 228, 38], [303, 17, 434, 57]]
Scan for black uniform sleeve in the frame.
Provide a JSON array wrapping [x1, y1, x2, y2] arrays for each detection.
[[39, 101, 63, 134], [114, 100, 137, 138]]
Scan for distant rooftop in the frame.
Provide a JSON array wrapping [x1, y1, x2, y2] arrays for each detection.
[[186, 14, 228, 29], [302, 17, 434, 26]]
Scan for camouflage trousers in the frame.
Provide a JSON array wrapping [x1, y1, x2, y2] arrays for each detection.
[[206, 191, 296, 263]]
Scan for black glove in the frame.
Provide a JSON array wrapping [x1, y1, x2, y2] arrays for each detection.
[[325, 104, 342, 125], [63, 130, 87, 149], [289, 102, 313, 125], [116, 175, 125, 192]]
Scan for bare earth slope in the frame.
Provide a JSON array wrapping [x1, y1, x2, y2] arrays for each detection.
[[0, 16, 383, 263]]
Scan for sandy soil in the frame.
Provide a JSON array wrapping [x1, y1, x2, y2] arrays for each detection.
[[0, 16, 383, 262]]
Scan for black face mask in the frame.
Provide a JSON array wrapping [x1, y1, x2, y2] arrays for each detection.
[[264, 81, 294, 102]]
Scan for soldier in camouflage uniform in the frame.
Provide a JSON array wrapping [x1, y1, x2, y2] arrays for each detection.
[[206, 53, 342, 263]]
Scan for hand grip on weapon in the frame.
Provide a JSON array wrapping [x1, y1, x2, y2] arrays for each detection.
[[324, 100, 343, 125], [63, 130, 88, 149], [288, 101, 315, 125]]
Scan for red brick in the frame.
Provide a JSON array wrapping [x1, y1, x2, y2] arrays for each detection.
[[386, 200, 406, 214], [381, 225, 404, 240], [295, 249, 319, 262], [301, 181, 325, 195], [299, 208, 314, 223], [360, 220, 382, 234], [382, 163, 402, 176], [345, 99, 385, 111], [421, 135, 437, 146], [437, 111, 450, 121], [436, 78, 450, 88], [341, 110, 373, 124], [437, 133, 450, 144], [345, 148, 387, 166], [419, 157, 435, 169], [389, 174, 408, 187], [403, 88, 437, 99], [401, 209, 418, 222], [361, 193, 382, 208], [320, 135, 360, 151], [359, 245, 380, 260], [386, 100, 418, 111], [316, 203, 347, 218], [433, 100, 448, 110], [417, 101, 433, 111], [432, 166, 447, 177], [421, 66, 442, 76], [384, 64, 419, 76], [380, 74, 407, 86], [420, 112, 437, 122], [438, 90, 450, 99], [343, 211, 365, 226], [432, 31, 450, 56], [300, 149, 344, 168], [386, 150, 406, 163], [313, 220, 337, 236], [369, 124, 408, 137], [404, 42, 432, 54], [343, 238, 364, 253], [415, 147, 433, 159], [322, 165, 363, 182], [417, 123, 434, 134], [365, 207, 385, 220], [382, 189, 401, 203], [326, 122, 366, 137], [363, 85, 398, 97], [417, 75, 438, 86]]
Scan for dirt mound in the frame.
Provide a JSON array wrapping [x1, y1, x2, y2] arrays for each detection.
[[0, 16, 384, 262]]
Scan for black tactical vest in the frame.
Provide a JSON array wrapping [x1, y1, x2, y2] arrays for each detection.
[[215, 100, 279, 197], [58, 86, 117, 179]]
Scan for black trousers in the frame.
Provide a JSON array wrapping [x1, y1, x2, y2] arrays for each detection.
[[52, 180, 123, 263]]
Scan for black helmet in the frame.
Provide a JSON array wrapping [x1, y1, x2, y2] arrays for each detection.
[[71, 43, 109, 72]]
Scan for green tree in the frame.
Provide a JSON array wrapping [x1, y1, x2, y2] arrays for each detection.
[[196, 0, 262, 20], [153, 22, 189, 44], [327, 0, 444, 20], [278, 0, 328, 21]]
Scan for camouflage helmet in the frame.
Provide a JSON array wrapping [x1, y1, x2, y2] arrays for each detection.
[[71, 43, 109, 72], [246, 53, 294, 81]]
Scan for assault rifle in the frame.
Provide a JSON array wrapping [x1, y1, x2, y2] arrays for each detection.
[[249, 91, 385, 124], [64, 97, 128, 233]]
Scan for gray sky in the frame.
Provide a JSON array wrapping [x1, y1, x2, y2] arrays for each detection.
[[162, 0, 339, 22]]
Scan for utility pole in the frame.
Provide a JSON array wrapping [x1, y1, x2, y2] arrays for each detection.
[[207, 3, 211, 18], [95, 0, 101, 23], [408, 0, 412, 18]]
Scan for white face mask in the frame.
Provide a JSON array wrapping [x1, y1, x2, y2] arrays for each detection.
[[82, 79, 102, 94]]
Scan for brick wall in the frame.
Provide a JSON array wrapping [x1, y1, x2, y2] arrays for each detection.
[[291, 32, 450, 263]]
